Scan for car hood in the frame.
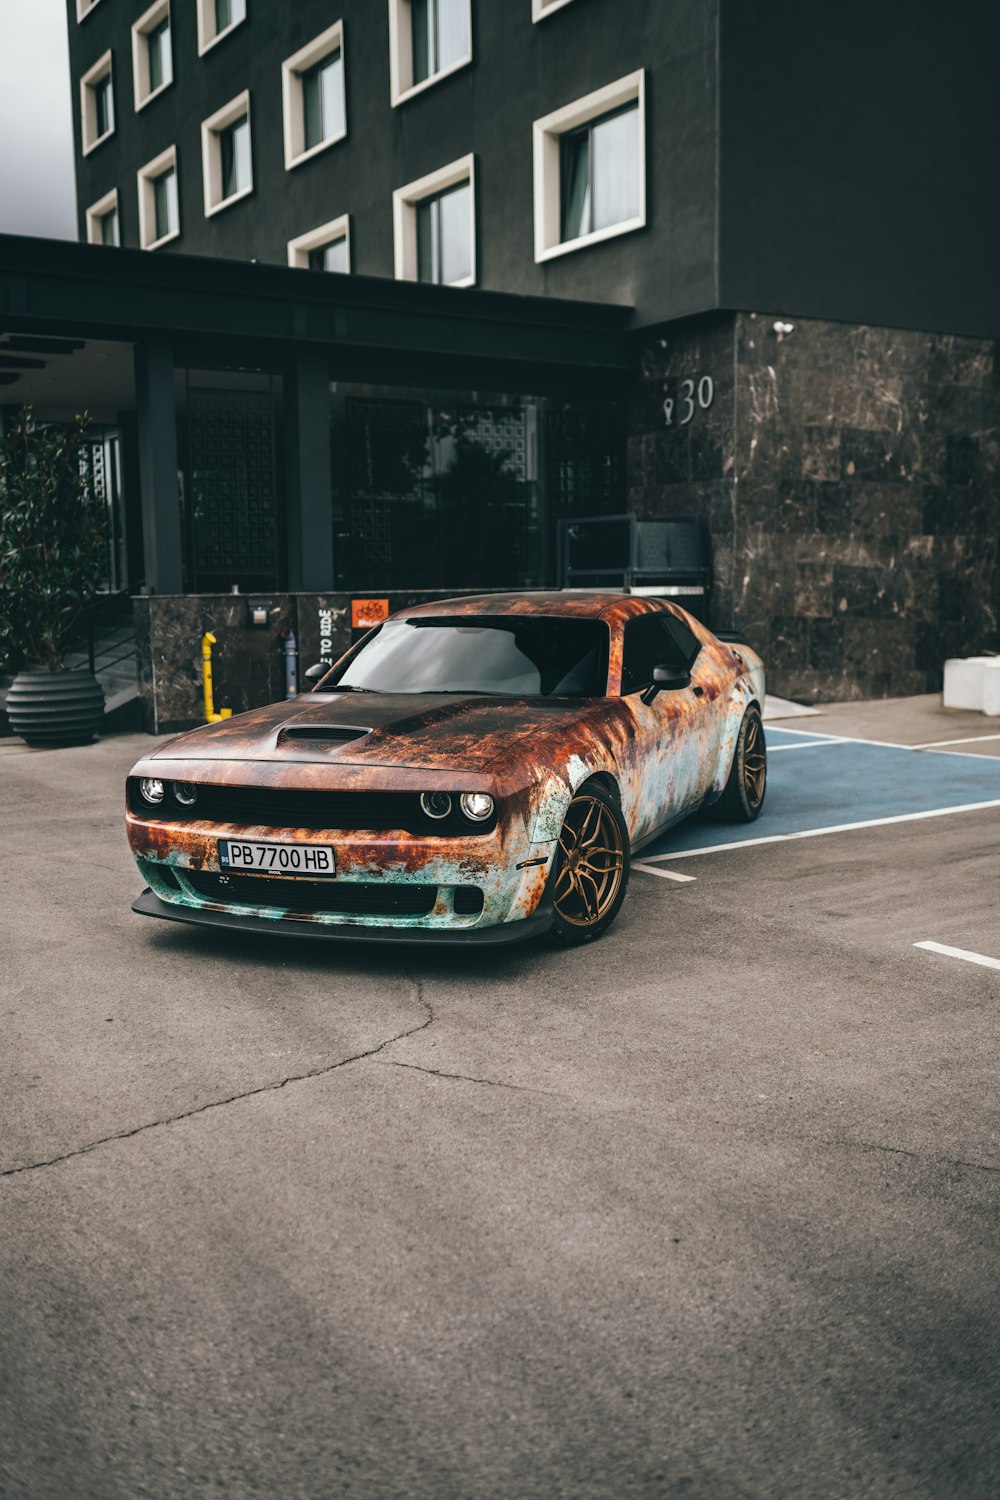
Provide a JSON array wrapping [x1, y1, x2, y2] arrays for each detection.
[[149, 690, 631, 776]]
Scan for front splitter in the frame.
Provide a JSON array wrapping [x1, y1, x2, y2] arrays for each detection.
[[131, 887, 553, 946]]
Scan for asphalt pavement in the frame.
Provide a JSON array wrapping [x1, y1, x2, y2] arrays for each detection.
[[2, 698, 998, 1500]]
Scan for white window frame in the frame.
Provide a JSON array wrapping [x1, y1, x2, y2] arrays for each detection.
[[137, 145, 180, 250], [131, 0, 173, 112], [197, 0, 248, 56], [392, 153, 476, 287], [387, 0, 473, 108], [533, 69, 646, 263], [80, 51, 115, 155], [287, 215, 352, 272], [77, 0, 104, 21], [281, 21, 347, 171], [201, 91, 254, 217], [532, 0, 577, 18], [86, 188, 120, 245]]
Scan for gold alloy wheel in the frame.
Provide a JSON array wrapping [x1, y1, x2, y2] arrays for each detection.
[[743, 711, 767, 809], [553, 794, 625, 928]]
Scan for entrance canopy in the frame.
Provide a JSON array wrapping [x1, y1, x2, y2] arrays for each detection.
[[0, 234, 636, 597]]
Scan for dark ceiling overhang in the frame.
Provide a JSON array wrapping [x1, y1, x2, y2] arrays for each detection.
[[0, 234, 637, 394]]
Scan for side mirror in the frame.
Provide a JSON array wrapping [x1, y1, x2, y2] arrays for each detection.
[[642, 663, 691, 705], [304, 662, 330, 691]]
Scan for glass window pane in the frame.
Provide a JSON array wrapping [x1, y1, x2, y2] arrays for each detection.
[[560, 129, 590, 241], [436, 0, 469, 71], [321, 52, 345, 140], [215, 0, 231, 30], [220, 117, 250, 199], [416, 197, 437, 283], [101, 209, 119, 247], [411, 0, 431, 84], [234, 118, 251, 191], [148, 20, 171, 91], [437, 181, 471, 284], [153, 168, 177, 240], [592, 103, 640, 232], [309, 237, 349, 273], [302, 67, 322, 149], [95, 76, 113, 137]]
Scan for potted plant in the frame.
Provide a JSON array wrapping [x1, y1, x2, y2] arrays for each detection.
[[0, 407, 107, 745]]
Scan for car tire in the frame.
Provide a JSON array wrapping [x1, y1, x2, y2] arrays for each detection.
[[549, 778, 630, 946], [717, 703, 767, 822]]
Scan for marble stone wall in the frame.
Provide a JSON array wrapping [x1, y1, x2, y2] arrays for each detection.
[[628, 314, 1000, 701]]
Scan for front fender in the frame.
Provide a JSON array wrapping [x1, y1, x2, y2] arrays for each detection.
[[528, 752, 613, 843]]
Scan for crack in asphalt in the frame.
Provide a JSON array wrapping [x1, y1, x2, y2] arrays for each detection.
[[0, 981, 432, 1181], [374, 1059, 558, 1096], [802, 1133, 1000, 1175]]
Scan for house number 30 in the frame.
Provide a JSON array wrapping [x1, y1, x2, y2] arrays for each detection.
[[663, 375, 715, 426]]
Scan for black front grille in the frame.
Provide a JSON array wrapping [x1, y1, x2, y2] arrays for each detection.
[[184, 871, 438, 917], [128, 780, 496, 835]]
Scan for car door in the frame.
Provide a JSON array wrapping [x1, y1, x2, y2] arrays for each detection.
[[619, 610, 728, 842]]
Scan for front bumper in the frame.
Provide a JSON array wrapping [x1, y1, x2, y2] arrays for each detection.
[[127, 813, 557, 942], [132, 887, 553, 945]]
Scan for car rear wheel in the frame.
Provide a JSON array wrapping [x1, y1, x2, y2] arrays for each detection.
[[717, 704, 767, 821], [549, 780, 630, 946]]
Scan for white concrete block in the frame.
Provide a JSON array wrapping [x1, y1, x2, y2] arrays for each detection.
[[943, 657, 997, 711], [981, 661, 1000, 717]]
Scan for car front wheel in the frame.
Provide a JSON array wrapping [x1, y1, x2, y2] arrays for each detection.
[[549, 779, 630, 946], [717, 703, 767, 821]]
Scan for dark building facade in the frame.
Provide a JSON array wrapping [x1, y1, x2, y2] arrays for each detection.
[[2, 0, 996, 726]]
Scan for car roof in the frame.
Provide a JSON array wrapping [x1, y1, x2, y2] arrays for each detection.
[[395, 592, 674, 625]]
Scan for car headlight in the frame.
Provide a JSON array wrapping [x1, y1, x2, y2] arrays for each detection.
[[138, 777, 165, 805], [173, 782, 199, 807], [460, 792, 494, 823], [420, 791, 452, 820]]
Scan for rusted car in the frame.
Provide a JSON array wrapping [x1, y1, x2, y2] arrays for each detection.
[[126, 594, 766, 946]]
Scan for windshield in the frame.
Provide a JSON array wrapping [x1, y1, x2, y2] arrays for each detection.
[[322, 616, 609, 697]]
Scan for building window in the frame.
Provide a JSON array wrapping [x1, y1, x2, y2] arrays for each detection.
[[137, 146, 180, 249], [387, 0, 472, 107], [201, 91, 253, 216], [532, 0, 576, 18], [281, 22, 346, 170], [76, 0, 104, 21], [393, 155, 475, 286], [533, 70, 645, 263], [131, 0, 173, 110], [197, 0, 247, 55], [80, 52, 115, 154], [86, 188, 120, 246], [288, 216, 351, 273]]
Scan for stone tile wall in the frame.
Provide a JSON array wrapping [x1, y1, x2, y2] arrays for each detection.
[[628, 314, 1000, 701]]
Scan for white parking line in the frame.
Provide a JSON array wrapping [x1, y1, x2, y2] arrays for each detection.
[[768, 741, 844, 752], [911, 733, 1000, 749], [914, 941, 1000, 971], [768, 725, 1000, 761], [633, 863, 697, 882], [640, 798, 1000, 862]]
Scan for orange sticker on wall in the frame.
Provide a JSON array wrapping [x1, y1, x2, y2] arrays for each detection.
[[351, 598, 390, 630]]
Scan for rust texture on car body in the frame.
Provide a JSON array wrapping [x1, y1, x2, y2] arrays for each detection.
[[126, 593, 764, 941]]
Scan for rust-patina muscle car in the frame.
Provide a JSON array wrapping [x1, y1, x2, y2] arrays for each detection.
[[126, 593, 766, 945]]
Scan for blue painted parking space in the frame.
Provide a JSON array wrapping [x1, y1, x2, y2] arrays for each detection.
[[639, 726, 1000, 863]]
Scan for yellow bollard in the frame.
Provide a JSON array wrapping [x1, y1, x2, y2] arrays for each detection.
[[201, 631, 232, 723]]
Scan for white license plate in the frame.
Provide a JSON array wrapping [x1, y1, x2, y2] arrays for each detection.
[[218, 839, 336, 875]]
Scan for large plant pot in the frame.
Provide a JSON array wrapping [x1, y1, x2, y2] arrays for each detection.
[[6, 667, 105, 746]]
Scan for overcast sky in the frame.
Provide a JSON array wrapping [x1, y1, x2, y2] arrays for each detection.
[[0, 0, 77, 238]]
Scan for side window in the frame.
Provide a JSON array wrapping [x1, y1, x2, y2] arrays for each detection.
[[621, 613, 700, 695]]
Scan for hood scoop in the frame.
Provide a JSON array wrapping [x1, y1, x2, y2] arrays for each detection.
[[277, 723, 372, 749]]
